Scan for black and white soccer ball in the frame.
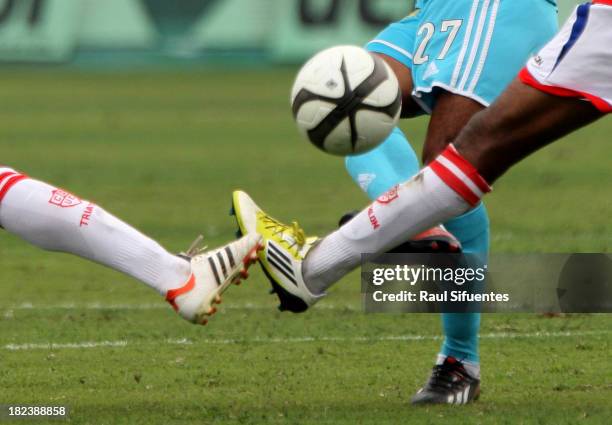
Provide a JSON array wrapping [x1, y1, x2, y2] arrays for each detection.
[[291, 45, 402, 156]]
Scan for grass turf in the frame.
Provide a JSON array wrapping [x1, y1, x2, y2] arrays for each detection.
[[0, 69, 611, 424]]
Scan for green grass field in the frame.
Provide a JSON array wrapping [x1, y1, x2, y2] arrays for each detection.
[[0, 69, 610, 424]]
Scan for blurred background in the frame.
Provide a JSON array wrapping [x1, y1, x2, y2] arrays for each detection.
[[0, 0, 581, 66]]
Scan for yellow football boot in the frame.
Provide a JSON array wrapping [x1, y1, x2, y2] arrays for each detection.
[[231, 190, 325, 312]]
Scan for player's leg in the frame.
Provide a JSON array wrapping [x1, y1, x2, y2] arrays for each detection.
[[351, 6, 495, 393], [407, 92, 488, 400], [239, 79, 603, 314], [345, 127, 419, 200], [459, 0, 612, 180], [406, 0, 556, 403], [303, 77, 604, 282], [413, 0, 559, 172], [438, 205, 487, 369], [344, 85, 489, 405], [345, 101, 485, 376], [0, 169, 261, 324], [358, 0, 496, 398], [266, 13, 460, 310], [299, 0, 563, 373], [343, 62, 483, 401], [360, 0, 555, 388], [0, 169, 192, 294], [457, 79, 604, 183], [344, 97, 486, 377]]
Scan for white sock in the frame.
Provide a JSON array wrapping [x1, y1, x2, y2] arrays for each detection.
[[0, 168, 191, 295], [303, 145, 491, 293]]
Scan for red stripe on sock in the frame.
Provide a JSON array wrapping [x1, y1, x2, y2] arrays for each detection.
[[165, 274, 195, 311], [429, 161, 481, 207], [0, 171, 17, 185], [442, 145, 491, 194], [0, 174, 27, 203]]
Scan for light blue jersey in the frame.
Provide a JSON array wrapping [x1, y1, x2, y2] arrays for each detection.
[[368, 0, 558, 111]]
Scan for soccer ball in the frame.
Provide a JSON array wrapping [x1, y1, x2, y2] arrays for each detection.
[[291, 45, 401, 156]]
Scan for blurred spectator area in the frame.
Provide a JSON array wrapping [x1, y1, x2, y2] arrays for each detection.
[[0, 0, 580, 65]]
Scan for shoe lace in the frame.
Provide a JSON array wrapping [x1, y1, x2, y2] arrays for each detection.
[[181, 235, 208, 258], [426, 363, 468, 391], [261, 214, 306, 252]]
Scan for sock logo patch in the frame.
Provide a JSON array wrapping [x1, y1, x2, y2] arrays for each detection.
[[79, 203, 96, 227], [49, 189, 82, 208], [357, 173, 376, 192], [367, 206, 380, 230], [376, 185, 399, 205]]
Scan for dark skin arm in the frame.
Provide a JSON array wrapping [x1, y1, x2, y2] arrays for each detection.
[[454, 79, 604, 184]]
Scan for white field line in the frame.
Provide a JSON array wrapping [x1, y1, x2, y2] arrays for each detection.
[[2, 330, 609, 352], [4, 341, 129, 350]]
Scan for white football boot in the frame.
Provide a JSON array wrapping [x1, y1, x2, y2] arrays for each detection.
[[166, 233, 262, 325]]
